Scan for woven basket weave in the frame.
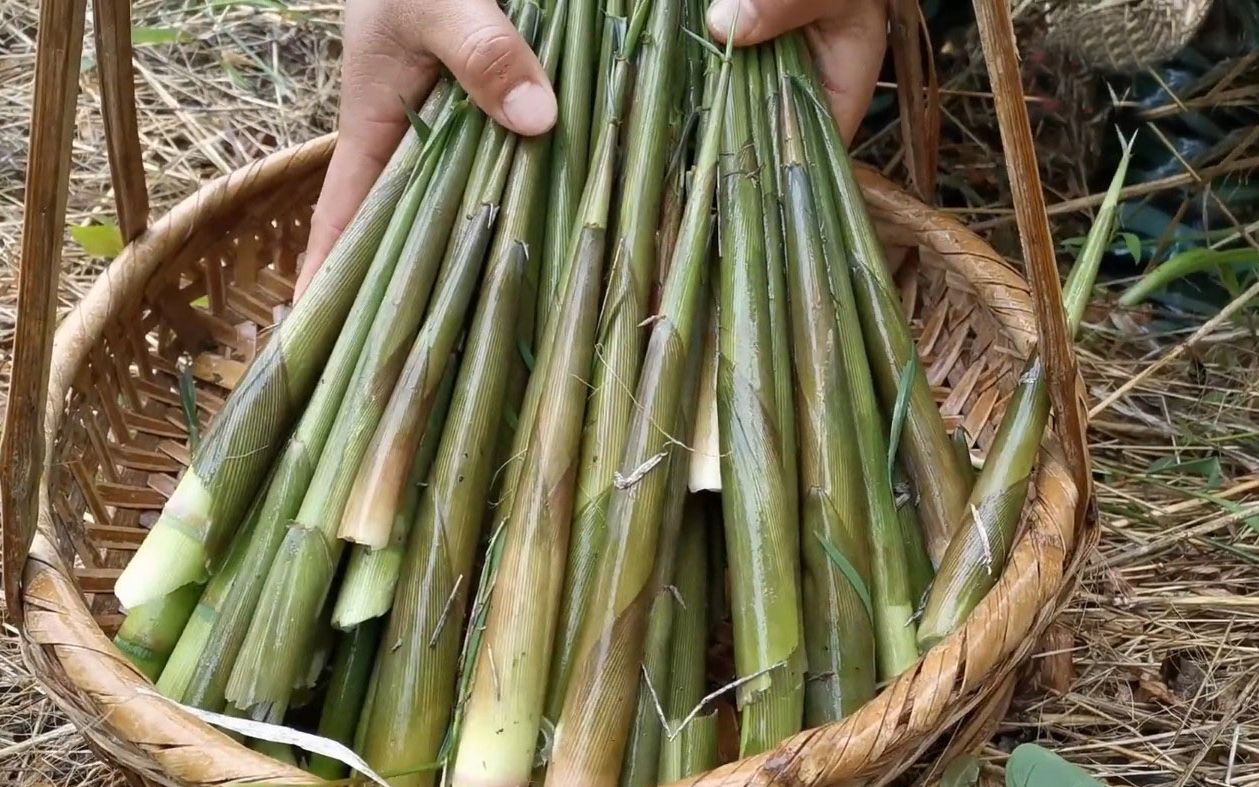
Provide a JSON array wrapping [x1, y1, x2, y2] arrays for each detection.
[[4, 1, 1096, 785], [1041, 0, 1215, 72]]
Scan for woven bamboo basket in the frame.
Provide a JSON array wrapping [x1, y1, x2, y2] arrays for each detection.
[[4, 1, 1097, 785], [1040, 0, 1214, 72]]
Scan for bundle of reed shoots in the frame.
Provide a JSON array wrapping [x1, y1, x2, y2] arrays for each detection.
[[113, 3, 1122, 780]]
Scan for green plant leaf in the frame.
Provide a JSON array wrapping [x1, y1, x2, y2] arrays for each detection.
[[942, 755, 980, 787], [887, 354, 919, 485], [179, 362, 201, 452], [131, 27, 187, 46], [681, 27, 724, 60], [1006, 743, 1102, 787], [401, 98, 431, 142], [1168, 485, 1259, 536], [220, 56, 248, 88], [1119, 232, 1143, 262], [516, 338, 535, 372], [814, 530, 874, 622], [1145, 455, 1224, 488], [70, 223, 124, 259]]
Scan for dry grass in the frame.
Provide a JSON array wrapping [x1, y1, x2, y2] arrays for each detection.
[[1, 1, 1257, 785], [988, 315, 1259, 786]]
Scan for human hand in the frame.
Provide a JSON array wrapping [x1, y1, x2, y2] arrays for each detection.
[[298, 0, 558, 297], [706, 0, 888, 144]]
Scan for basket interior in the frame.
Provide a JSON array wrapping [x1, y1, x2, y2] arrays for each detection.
[[47, 173, 323, 632]]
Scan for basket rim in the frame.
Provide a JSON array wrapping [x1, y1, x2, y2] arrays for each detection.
[[16, 134, 1096, 787]]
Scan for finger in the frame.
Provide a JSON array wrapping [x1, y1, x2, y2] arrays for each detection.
[[409, 0, 556, 136], [707, 0, 828, 46], [806, 0, 887, 144], [298, 8, 439, 299]]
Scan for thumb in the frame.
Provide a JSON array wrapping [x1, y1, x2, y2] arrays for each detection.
[[419, 0, 557, 136], [706, 0, 828, 46]]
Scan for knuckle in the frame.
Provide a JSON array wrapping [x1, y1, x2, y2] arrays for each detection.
[[453, 26, 518, 86]]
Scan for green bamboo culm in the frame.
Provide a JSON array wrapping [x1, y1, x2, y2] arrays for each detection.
[[753, 47, 799, 532], [918, 138, 1134, 649], [772, 42, 874, 726], [451, 5, 654, 779], [548, 0, 682, 722], [656, 502, 718, 783], [591, 0, 625, 137], [247, 702, 295, 764], [330, 361, 456, 629], [617, 119, 707, 781], [658, 714, 719, 783], [354, 4, 567, 782], [155, 488, 267, 700], [893, 464, 935, 607], [792, 41, 970, 569], [715, 45, 807, 750], [538, 0, 599, 341], [146, 84, 456, 710], [337, 1, 543, 550], [225, 97, 512, 711], [307, 619, 381, 780], [544, 17, 729, 781], [112, 87, 455, 611], [784, 34, 918, 679], [113, 581, 202, 681], [617, 432, 701, 787]]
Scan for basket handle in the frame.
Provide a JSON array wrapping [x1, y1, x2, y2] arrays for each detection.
[[972, 0, 1091, 500], [93, 0, 151, 242], [1, 0, 147, 622]]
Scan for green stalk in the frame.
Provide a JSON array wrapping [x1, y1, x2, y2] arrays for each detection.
[[918, 143, 1133, 649], [714, 47, 806, 750], [658, 713, 718, 783], [656, 502, 714, 783], [953, 427, 977, 488], [590, 0, 625, 138], [113, 86, 455, 610], [155, 491, 265, 699], [246, 702, 294, 764], [153, 584, 213, 698], [1119, 247, 1259, 306], [114, 581, 201, 682], [752, 48, 797, 526], [339, 3, 540, 549], [544, 23, 728, 783], [451, 161, 611, 785], [689, 296, 721, 493], [330, 360, 456, 629], [617, 256, 709, 787], [538, 0, 599, 342], [355, 8, 568, 783], [548, 0, 681, 720], [772, 44, 872, 728], [141, 85, 455, 707], [894, 465, 935, 607], [787, 39, 918, 678], [793, 46, 969, 569], [308, 620, 382, 780], [616, 448, 696, 787], [452, 7, 661, 774], [226, 113, 509, 711]]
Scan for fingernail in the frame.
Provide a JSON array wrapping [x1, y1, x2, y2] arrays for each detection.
[[707, 0, 743, 40], [501, 81, 557, 136]]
